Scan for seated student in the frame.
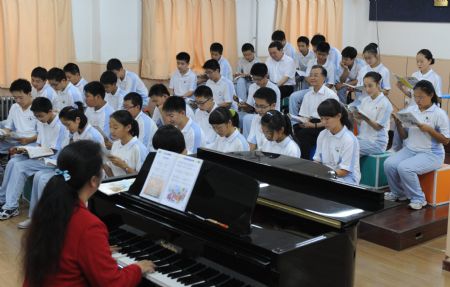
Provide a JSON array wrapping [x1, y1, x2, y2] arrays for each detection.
[[271, 30, 297, 61], [296, 36, 315, 72], [162, 96, 205, 154], [0, 79, 37, 154], [106, 58, 149, 106], [203, 59, 236, 110], [47, 67, 84, 111], [335, 46, 366, 104], [208, 107, 249, 153], [247, 87, 277, 151], [310, 34, 341, 80], [354, 72, 393, 156], [0, 97, 69, 219], [314, 99, 361, 184], [22, 141, 153, 286], [169, 52, 197, 100], [63, 63, 88, 96], [210, 42, 233, 81], [18, 105, 105, 229], [123, 92, 157, 151], [193, 85, 218, 145], [384, 81, 450, 210], [235, 43, 259, 102], [149, 84, 194, 127], [104, 110, 148, 177], [100, 70, 126, 111], [30, 67, 57, 101], [294, 65, 339, 160], [265, 41, 296, 100], [260, 110, 301, 158]]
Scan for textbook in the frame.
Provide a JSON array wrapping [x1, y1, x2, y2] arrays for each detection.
[[16, 146, 54, 159], [395, 111, 421, 128], [99, 178, 136, 196], [347, 105, 372, 121], [296, 70, 307, 77], [394, 75, 419, 89], [343, 83, 364, 93], [43, 158, 57, 166], [287, 113, 310, 124]]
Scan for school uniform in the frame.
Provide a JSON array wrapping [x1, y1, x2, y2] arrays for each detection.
[[31, 83, 57, 101], [384, 104, 449, 204], [260, 136, 301, 158], [218, 57, 233, 81], [246, 81, 281, 111], [235, 57, 259, 102], [206, 76, 237, 110], [136, 111, 158, 151], [52, 82, 84, 111], [105, 87, 126, 111], [152, 103, 195, 127], [283, 42, 297, 63], [193, 104, 218, 145], [329, 46, 342, 80], [209, 128, 249, 153], [305, 58, 336, 86], [85, 103, 115, 139], [412, 69, 442, 98], [181, 118, 206, 154], [357, 93, 393, 155], [314, 126, 361, 184], [118, 70, 149, 106], [336, 58, 366, 103], [247, 114, 269, 149], [266, 54, 296, 99], [74, 78, 88, 101], [169, 69, 197, 98], [297, 50, 315, 72], [107, 136, 148, 177], [354, 63, 391, 106]]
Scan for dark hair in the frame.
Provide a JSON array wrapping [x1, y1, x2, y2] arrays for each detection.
[[271, 30, 286, 42], [31, 97, 52, 113], [297, 36, 309, 45], [110, 110, 139, 137], [261, 110, 293, 137], [253, 87, 277, 105], [209, 107, 239, 127], [83, 81, 105, 100], [59, 105, 88, 130], [341, 46, 357, 59], [417, 49, 435, 65], [268, 41, 283, 51], [363, 71, 382, 84], [149, 84, 170, 97], [316, 42, 330, 54], [47, 67, 66, 82], [250, 63, 268, 77], [162, 95, 186, 113], [202, 59, 220, 71], [63, 63, 81, 75], [241, 43, 255, 53], [100, 70, 118, 85], [31, 67, 48, 81], [363, 43, 379, 55], [124, 92, 143, 109], [413, 80, 439, 104], [22, 140, 103, 287], [194, 85, 213, 99], [152, 125, 186, 153], [317, 99, 352, 130], [210, 42, 223, 54], [106, 58, 123, 71], [10, 79, 32, 94], [176, 52, 190, 63], [311, 34, 326, 46], [311, 65, 327, 78]]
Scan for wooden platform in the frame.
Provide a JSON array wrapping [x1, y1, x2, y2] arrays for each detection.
[[358, 202, 448, 250]]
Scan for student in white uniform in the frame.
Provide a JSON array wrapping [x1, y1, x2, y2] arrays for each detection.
[[266, 41, 296, 100], [169, 52, 197, 100], [0, 97, 69, 219], [296, 36, 315, 72], [354, 72, 393, 156], [162, 96, 205, 154], [384, 80, 450, 210], [47, 67, 84, 111], [0, 79, 37, 153], [123, 92, 157, 151], [104, 110, 148, 177], [335, 46, 366, 104], [106, 58, 149, 106], [272, 30, 297, 62], [193, 85, 218, 145], [204, 59, 236, 109], [208, 107, 249, 153], [100, 70, 126, 111], [310, 34, 341, 80], [314, 99, 360, 184], [30, 67, 57, 101], [260, 110, 301, 158], [210, 42, 233, 81], [235, 43, 258, 102], [63, 63, 88, 96]]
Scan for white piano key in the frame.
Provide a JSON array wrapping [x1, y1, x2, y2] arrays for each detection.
[[145, 271, 188, 287]]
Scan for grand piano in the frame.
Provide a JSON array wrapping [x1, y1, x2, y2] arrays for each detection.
[[90, 148, 393, 287]]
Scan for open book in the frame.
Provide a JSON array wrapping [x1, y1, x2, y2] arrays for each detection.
[[394, 75, 419, 89], [343, 83, 364, 93], [99, 178, 136, 196], [287, 113, 310, 124], [16, 146, 54, 159], [296, 70, 307, 77], [395, 111, 421, 128], [347, 105, 372, 121]]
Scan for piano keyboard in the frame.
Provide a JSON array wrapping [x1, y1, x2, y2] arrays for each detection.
[[109, 227, 258, 287]]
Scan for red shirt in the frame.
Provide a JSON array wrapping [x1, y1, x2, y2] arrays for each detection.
[[23, 201, 142, 287]]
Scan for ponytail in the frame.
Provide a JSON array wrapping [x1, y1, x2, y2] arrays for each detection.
[[209, 107, 239, 128], [363, 43, 379, 55], [417, 49, 435, 65], [110, 110, 140, 137], [59, 105, 88, 130], [317, 99, 352, 130], [413, 80, 439, 105], [261, 110, 293, 137]]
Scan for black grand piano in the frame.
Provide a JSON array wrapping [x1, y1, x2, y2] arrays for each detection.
[[90, 148, 393, 287]]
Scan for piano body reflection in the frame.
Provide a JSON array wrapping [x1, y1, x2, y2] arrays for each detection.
[[91, 149, 392, 287]]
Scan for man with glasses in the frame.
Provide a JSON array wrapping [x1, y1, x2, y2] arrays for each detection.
[[193, 85, 218, 145]]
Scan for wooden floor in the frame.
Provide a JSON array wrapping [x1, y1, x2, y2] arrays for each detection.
[[2, 206, 450, 286]]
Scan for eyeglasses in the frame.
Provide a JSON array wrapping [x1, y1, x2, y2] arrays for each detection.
[[123, 105, 137, 110], [195, 98, 211, 106], [414, 96, 427, 101], [254, 104, 271, 110]]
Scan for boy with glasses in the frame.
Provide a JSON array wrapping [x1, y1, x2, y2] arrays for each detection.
[[193, 85, 218, 145]]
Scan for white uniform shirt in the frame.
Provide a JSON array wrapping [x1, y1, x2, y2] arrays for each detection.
[[246, 81, 281, 111], [153, 102, 194, 127], [193, 104, 218, 145], [3, 104, 37, 138], [297, 50, 315, 71], [329, 46, 342, 80], [260, 136, 301, 158], [36, 115, 69, 151], [105, 87, 126, 111], [412, 69, 442, 98], [283, 42, 297, 63], [31, 83, 57, 101], [181, 118, 206, 154], [73, 123, 105, 146], [266, 54, 296, 86], [236, 57, 259, 75], [314, 126, 361, 184], [357, 63, 391, 91], [169, 69, 197, 97], [299, 85, 339, 118], [85, 103, 115, 138], [118, 70, 149, 106], [209, 128, 249, 153], [52, 82, 84, 111], [74, 78, 88, 96], [136, 111, 158, 151], [306, 58, 336, 85], [206, 76, 237, 110], [247, 114, 268, 149], [338, 58, 366, 83], [218, 57, 233, 81], [108, 136, 148, 176]]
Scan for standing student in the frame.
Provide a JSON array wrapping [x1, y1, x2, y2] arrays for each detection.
[[193, 85, 218, 145], [47, 67, 84, 111], [271, 30, 297, 61], [355, 72, 393, 156], [30, 67, 57, 101], [123, 92, 158, 151], [203, 59, 236, 109], [162, 96, 205, 154], [210, 42, 233, 81], [335, 46, 366, 104], [310, 34, 341, 80], [265, 41, 296, 100], [384, 81, 449, 210], [235, 43, 259, 102], [100, 70, 126, 111], [106, 58, 149, 106], [260, 110, 301, 158], [208, 107, 249, 153], [63, 63, 88, 96], [169, 52, 197, 100], [296, 36, 315, 72], [22, 141, 153, 286], [314, 99, 361, 184], [104, 110, 148, 177]]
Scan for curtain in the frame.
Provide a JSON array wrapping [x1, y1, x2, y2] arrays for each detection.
[[0, 0, 75, 88], [275, 0, 343, 49], [141, 0, 238, 80]]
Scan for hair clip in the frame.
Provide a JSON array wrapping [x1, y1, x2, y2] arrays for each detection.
[[55, 169, 71, 182]]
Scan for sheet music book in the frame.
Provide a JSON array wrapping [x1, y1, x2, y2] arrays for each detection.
[[343, 82, 364, 92], [394, 74, 419, 89], [395, 111, 421, 128], [99, 178, 136, 196], [16, 146, 54, 159], [139, 149, 203, 212]]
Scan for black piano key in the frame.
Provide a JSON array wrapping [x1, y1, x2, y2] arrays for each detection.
[[218, 278, 246, 287], [169, 263, 204, 279], [179, 275, 205, 285], [180, 268, 220, 285], [176, 266, 208, 283], [205, 274, 232, 286]]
